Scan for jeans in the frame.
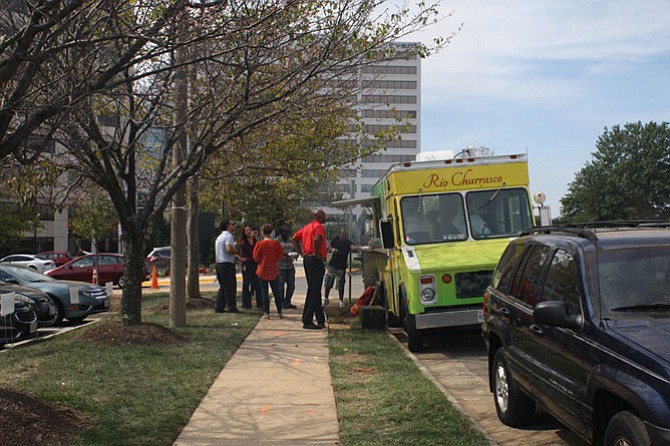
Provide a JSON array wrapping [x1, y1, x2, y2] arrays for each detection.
[[302, 255, 325, 326], [277, 267, 295, 306], [241, 261, 260, 308], [258, 277, 282, 314], [215, 262, 237, 312]]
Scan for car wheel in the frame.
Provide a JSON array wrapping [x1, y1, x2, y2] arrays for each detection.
[[52, 298, 65, 325], [604, 411, 650, 446], [405, 313, 423, 352], [28, 265, 38, 271], [492, 348, 535, 426], [117, 276, 124, 289]]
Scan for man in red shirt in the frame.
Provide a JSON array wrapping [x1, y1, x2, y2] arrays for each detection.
[[292, 209, 327, 329]]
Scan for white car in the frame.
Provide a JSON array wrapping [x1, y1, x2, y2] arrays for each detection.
[[0, 254, 56, 272]]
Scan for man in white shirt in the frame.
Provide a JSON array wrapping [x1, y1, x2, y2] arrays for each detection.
[[215, 220, 242, 313]]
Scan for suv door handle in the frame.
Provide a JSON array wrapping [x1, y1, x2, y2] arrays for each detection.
[[530, 324, 544, 336]]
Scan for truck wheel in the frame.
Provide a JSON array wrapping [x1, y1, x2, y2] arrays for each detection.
[[380, 282, 401, 327], [405, 314, 423, 352], [604, 411, 650, 446], [492, 349, 535, 426]]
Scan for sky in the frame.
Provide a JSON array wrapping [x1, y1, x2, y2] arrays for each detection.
[[402, 1, 670, 215]]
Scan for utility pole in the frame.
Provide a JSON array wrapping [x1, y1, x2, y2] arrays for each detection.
[[170, 25, 188, 327]]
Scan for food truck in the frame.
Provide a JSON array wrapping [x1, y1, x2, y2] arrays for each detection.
[[337, 150, 534, 351]]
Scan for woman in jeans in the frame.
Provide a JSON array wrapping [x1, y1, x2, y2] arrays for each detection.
[[253, 224, 285, 319], [236, 226, 260, 309]]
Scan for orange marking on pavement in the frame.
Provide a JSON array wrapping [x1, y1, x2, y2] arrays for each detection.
[[266, 331, 287, 336], [292, 358, 301, 368], [260, 404, 269, 417], [306, 409, 315, 416]]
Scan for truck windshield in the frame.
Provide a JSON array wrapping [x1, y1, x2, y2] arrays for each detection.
[[465, 188, 533, 240], [401, 193, 467, 245]]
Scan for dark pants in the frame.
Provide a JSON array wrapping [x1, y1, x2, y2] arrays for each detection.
[[241, 261, 260, 309], [258, 277, 282, 314], [215, 262, 237, 312], [302, 255, 325, 326], [278, 267, 296, 307]]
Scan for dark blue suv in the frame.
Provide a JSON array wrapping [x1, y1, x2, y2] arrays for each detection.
[[482, 223, 670, 446]]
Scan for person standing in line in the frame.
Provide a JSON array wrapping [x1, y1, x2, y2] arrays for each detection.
[[323, 227, 357, 309], [275, 224, 297, 309], [215, 220, 243, 313], [253, 224, 285, 319], [292, 209, 327, 330], [237, 226, 260, 309]]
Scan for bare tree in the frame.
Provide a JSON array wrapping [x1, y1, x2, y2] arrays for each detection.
[[19, 1, 451, 325]]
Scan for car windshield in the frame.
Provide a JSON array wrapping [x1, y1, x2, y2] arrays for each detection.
[[598, 247, 670, 313], [0, 265, 53, 282]]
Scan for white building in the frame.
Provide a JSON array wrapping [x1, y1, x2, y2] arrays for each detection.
[[327, 42, 421, 222]]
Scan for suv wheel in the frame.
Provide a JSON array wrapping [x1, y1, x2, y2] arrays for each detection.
[[604, 411, 650, 446], [492, 348, 535, 426]]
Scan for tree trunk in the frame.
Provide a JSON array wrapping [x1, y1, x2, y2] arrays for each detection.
[[120, 225, 146, 325]]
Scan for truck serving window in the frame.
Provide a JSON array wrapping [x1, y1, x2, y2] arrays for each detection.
[[401, 193, 467, 245], [465, 188, 533, 240]]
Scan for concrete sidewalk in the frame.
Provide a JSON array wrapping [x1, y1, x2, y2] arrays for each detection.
[[173, 294, 340, 446]]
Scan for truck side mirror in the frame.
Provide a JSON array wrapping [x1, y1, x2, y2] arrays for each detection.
[[379, 220, 395, 249]]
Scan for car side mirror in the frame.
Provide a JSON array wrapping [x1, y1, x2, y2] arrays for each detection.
[[2, 277, 18, 284], [533, 301, 583, 330]]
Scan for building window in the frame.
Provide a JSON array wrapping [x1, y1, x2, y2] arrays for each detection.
[[360, 95, 417, 105], [362, 66, 418, 75]]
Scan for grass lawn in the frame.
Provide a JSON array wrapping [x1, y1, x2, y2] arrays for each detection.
[[0, 291, 489, 445], [0, 291, 259, 446], [327, 307, 489, 446]]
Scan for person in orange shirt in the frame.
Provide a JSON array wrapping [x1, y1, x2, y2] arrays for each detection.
[[292, 209, 327, 329], [253, 223, 285, 319]]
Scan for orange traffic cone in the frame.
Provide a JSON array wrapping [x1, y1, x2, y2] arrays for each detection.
[[151, 265, 159, 290], [92, 268, 98, 285]]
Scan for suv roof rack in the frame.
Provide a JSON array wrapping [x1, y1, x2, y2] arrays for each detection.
[[522, 220, 670, 245], [521, 225, 599, 244]]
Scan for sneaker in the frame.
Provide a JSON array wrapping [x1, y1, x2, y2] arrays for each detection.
[[322, 298, 329, 307], [338, 300, 344, 309]]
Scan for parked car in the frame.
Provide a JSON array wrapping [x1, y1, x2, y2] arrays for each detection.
[[146, 246, 171, 275], [36, 251, 72, 267], [0, 279, 57, 327], [482, 222, 670, 446], [146, 247, 170, 269], [0, 254, 55, 272], [45, 253, 143, 288], [0, 264, 108, 324], [0, 289, 38, 346]]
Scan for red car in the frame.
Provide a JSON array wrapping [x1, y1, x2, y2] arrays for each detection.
[[36, 251, 72, 267], [45, 253, 143, 288]]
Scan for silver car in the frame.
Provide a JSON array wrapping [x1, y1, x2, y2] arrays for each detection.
[[0, 264, 109, 324]]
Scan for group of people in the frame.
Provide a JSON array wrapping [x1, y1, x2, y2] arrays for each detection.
[[214, 209, 356, 330]]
